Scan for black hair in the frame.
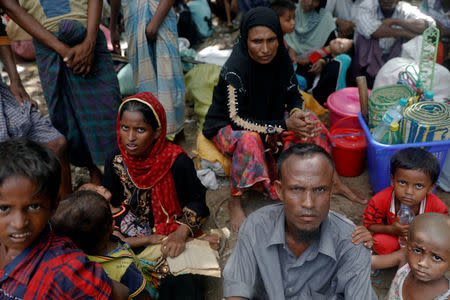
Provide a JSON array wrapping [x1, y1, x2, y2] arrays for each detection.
[[0, 138, 61, 209], [50, 190, 112, 255], [315, 0, 327, 12], [270, 0, 296, 16], [277, 143, 334, 179], [390, 148, 440, 184], [119, 100, 159, 130]]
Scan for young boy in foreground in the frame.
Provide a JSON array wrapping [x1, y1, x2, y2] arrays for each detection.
[[372, 213, 450, 299], [0, 138, 127, 299], [363, 148, 448, 255], [51, 190, 151, 300]]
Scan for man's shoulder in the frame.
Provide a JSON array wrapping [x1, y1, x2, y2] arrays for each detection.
[[244, 204, 283, 227], [239, 204, 283, 238], [326, 212, 372, 264], [327, 211, 356, 238]]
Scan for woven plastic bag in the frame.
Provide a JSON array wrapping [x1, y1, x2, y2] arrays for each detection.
[[185, 64, 221, 130]]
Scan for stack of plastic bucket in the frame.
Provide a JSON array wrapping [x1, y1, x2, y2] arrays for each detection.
[[326, 87, 369, 126], [330, 116, 367, 177]]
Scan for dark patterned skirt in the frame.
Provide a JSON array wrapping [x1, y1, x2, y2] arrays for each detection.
[[33, 20, 121, 166]]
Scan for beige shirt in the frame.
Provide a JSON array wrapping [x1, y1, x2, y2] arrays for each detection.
[[19, 0, 88, 32]]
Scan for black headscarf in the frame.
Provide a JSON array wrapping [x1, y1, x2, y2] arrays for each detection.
[[221, 7, 297, 121]]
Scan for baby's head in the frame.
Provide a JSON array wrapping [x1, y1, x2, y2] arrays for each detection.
[[78, 183, 112, 203], [328, 38, 353, 57], [0, 138, 61, 255], [270, 0, 296, 35], [51, 190, 113, 255], [390, 148, 439, 208], [407, 213, 450, 283]]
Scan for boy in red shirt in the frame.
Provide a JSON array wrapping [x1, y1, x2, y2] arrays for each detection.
[[363, 148, 448, 255], [0, 138, 127, 299]]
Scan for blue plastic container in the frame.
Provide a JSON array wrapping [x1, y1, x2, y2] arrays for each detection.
[[358, 113, 450, 193]]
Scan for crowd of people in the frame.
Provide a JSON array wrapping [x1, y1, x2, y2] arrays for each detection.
[[0, 0, 448, 299]]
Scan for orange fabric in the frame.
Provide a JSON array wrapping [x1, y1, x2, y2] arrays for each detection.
[[0, 36, 11, 46]]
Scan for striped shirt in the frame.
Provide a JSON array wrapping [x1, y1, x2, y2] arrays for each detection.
[[0, 227, 112, 300], [354, 0, 434, 53]]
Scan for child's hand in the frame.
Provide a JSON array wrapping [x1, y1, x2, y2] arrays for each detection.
[[352, 226, 373, 249], [391, 220, 410, 237], [308, 60, 325, 75]]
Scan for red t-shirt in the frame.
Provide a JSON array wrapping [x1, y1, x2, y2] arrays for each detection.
[[363, 186, 448, 227]]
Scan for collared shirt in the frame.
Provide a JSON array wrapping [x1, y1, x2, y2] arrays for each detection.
[[354, 0, 435, 53], [0, 227, 112, 300], [223, 204, 377, 300]]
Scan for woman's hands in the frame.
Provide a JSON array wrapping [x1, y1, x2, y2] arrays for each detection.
[[285, 110, 320, 139], [161, 224, 190, 258]]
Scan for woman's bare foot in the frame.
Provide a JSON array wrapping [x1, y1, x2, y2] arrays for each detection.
[[228, 196, 246, 232], [333, 175, 369, 204]]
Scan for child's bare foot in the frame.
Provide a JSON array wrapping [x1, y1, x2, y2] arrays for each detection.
[[333, 176, 369, 204], [228, 196, 246, 232]]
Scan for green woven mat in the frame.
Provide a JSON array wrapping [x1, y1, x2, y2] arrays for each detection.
[[368, 84, 415, 129]]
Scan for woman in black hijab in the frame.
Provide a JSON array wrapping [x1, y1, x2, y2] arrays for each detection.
[[203, 7, 365, 231]]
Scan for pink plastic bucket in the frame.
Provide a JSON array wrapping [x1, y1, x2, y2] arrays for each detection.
[[326, 87, 371, 126]]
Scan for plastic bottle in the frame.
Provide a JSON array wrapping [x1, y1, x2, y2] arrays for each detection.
[[397, 203, 414, 248], [380, 122, 402, 144], [372, 98, 408, 142], [422, 90, 434, 102]]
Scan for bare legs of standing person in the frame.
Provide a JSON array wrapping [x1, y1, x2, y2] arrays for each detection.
[[229, 195, 246, 232], [45, 136, 72, 199]]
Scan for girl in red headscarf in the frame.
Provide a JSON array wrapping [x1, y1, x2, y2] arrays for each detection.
[[102, 92, 210, 298], [102, 91, 209, 255]]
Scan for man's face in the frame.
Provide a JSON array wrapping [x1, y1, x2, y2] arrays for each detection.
[[275, 154, 333, 235], [378, 0, 399, 11]]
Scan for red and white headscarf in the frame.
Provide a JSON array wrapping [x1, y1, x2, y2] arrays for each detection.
[[117, 92, 185, 235]]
